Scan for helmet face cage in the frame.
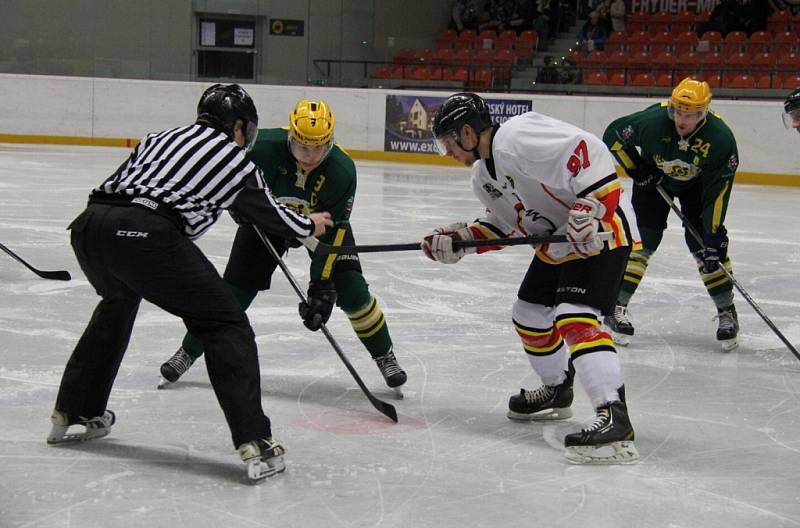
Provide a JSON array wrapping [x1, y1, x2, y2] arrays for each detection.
[[286, 135, 334, 166], [197, 84, 259, 151], [432, 92, 492, 155], [287, 100, 335, 165], [668, 78, 711, 122]]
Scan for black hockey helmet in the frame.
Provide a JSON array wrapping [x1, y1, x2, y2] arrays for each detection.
[[431, 92, 493, 155], [783, 87, 800, 133], [197, 84, 259, 151]]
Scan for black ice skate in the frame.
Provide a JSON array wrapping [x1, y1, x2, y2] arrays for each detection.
[[603, 304, 634, 346], [374, 350, 406, 399], [47, 409, 116, 444], [238, 438, 286, 481], [564, 401, 639, 465], [158, 346, 196, 388], [507, 371, 574, 421], [715, 305, 739, 352]]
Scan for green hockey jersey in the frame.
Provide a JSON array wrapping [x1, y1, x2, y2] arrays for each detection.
[[603, 102, 739, 233], [248, 127, 356, 281]]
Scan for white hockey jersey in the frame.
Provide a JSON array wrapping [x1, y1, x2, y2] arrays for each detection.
[[468, 112, 640, 263]]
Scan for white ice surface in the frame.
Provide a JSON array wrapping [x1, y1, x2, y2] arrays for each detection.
[[1, 144, 800, 528]]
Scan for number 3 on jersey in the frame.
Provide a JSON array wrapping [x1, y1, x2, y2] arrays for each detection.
[[567, 140, 590, 175]]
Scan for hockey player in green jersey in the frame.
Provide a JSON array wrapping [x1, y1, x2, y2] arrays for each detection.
[[602, 77, 740, 351], [160, 99, 407, 392]]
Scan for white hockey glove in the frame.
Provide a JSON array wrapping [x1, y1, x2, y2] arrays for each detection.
[[421, 222, 475, 264], [566, 197, 607, 258]]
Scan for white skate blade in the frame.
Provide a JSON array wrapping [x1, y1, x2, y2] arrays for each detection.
[[246, 455, 286, 481], [392, 386, 404, 400], [507, 407, 573, 421], [565, 441, 640, 465], [157, 377, 172, 389], [609, 331, 631, 346], [719, 337, 739, 352]]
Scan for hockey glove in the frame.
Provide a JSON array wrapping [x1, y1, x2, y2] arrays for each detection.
[[421, 222, 475, 264], [566, 197, 606, 258], [298, 280, 337, 331], [701, 229, 728, 273], [626, 167, 663, 190]]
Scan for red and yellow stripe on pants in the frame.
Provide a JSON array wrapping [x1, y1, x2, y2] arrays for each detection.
[[554, 313, 615, 359], [513, 320, 564, 356]]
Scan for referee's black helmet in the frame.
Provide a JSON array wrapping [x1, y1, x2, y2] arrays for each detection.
[[197, 84, 259, 151]]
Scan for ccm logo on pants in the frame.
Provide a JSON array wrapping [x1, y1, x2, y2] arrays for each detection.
[[116, 230, 149, 238]]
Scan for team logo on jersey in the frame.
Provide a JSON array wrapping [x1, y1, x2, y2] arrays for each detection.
[[482, 182, 503, 199], [660, 158, 698, 181], [504, 175, 516, 189], [727, 154, 739, 171], [277, 196, 311, 215], [520, 210, 557, 234], [621, 125, 634, 140]]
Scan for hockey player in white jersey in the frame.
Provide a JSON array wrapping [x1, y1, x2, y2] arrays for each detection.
[[422, 92, 641, 464]]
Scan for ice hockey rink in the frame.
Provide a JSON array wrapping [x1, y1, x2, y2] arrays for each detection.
[[1, 143, 799, 528]]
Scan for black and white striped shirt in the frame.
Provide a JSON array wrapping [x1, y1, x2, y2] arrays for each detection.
[[92, 124, 314, 240]]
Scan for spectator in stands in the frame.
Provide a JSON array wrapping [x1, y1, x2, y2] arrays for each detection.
[[516, 0, 551, 40], [696, 0, 739, 36], [536, 55, 561, 84], [609, 0, 626, 32], [560, 57, 580, 84], [534, 12, 550, 42], [451, 0, 481, 33], [548, 0, 563, 35], [577, 11, 607, 52], [737, 0, 769, 36], [479, 0, 517, 32], [596, 3, 614, 35]]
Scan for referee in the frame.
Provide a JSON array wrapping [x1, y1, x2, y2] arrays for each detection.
[[47, 84, 331, 481]]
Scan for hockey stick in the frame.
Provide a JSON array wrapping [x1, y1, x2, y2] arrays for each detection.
[[0, 241, 71, 281], [299, 232, 615, 256], [654, 183, 800, 361], [253, 226, 398, 423]]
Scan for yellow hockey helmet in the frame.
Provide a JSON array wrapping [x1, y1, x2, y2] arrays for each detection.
[[289, 100, 335, 146], [670, 77, 712, 114]]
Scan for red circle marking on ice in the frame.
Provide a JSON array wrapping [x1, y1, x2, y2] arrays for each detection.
[[291, 410, 428, 434]]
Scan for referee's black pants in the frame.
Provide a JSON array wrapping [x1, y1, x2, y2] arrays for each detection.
[[55, 203, 271, 448]]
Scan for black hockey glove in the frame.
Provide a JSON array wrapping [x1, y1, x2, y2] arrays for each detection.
[[701, 229, 728, 273], [298, 280, 337, 331], [626, 167, 662, 190]]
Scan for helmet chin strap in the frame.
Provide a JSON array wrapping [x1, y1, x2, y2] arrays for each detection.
[[455, 128, 483, 160]]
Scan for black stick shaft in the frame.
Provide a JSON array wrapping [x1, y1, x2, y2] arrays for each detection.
[[655, 184, 800, 361], [252, 226, 398, 422], [301, 232, 614, 256], [0, 242, 71, 281]]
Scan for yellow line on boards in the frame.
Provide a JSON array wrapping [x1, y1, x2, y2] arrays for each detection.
[[0, 134, 797, 186], [0, 134, 139, 148]]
